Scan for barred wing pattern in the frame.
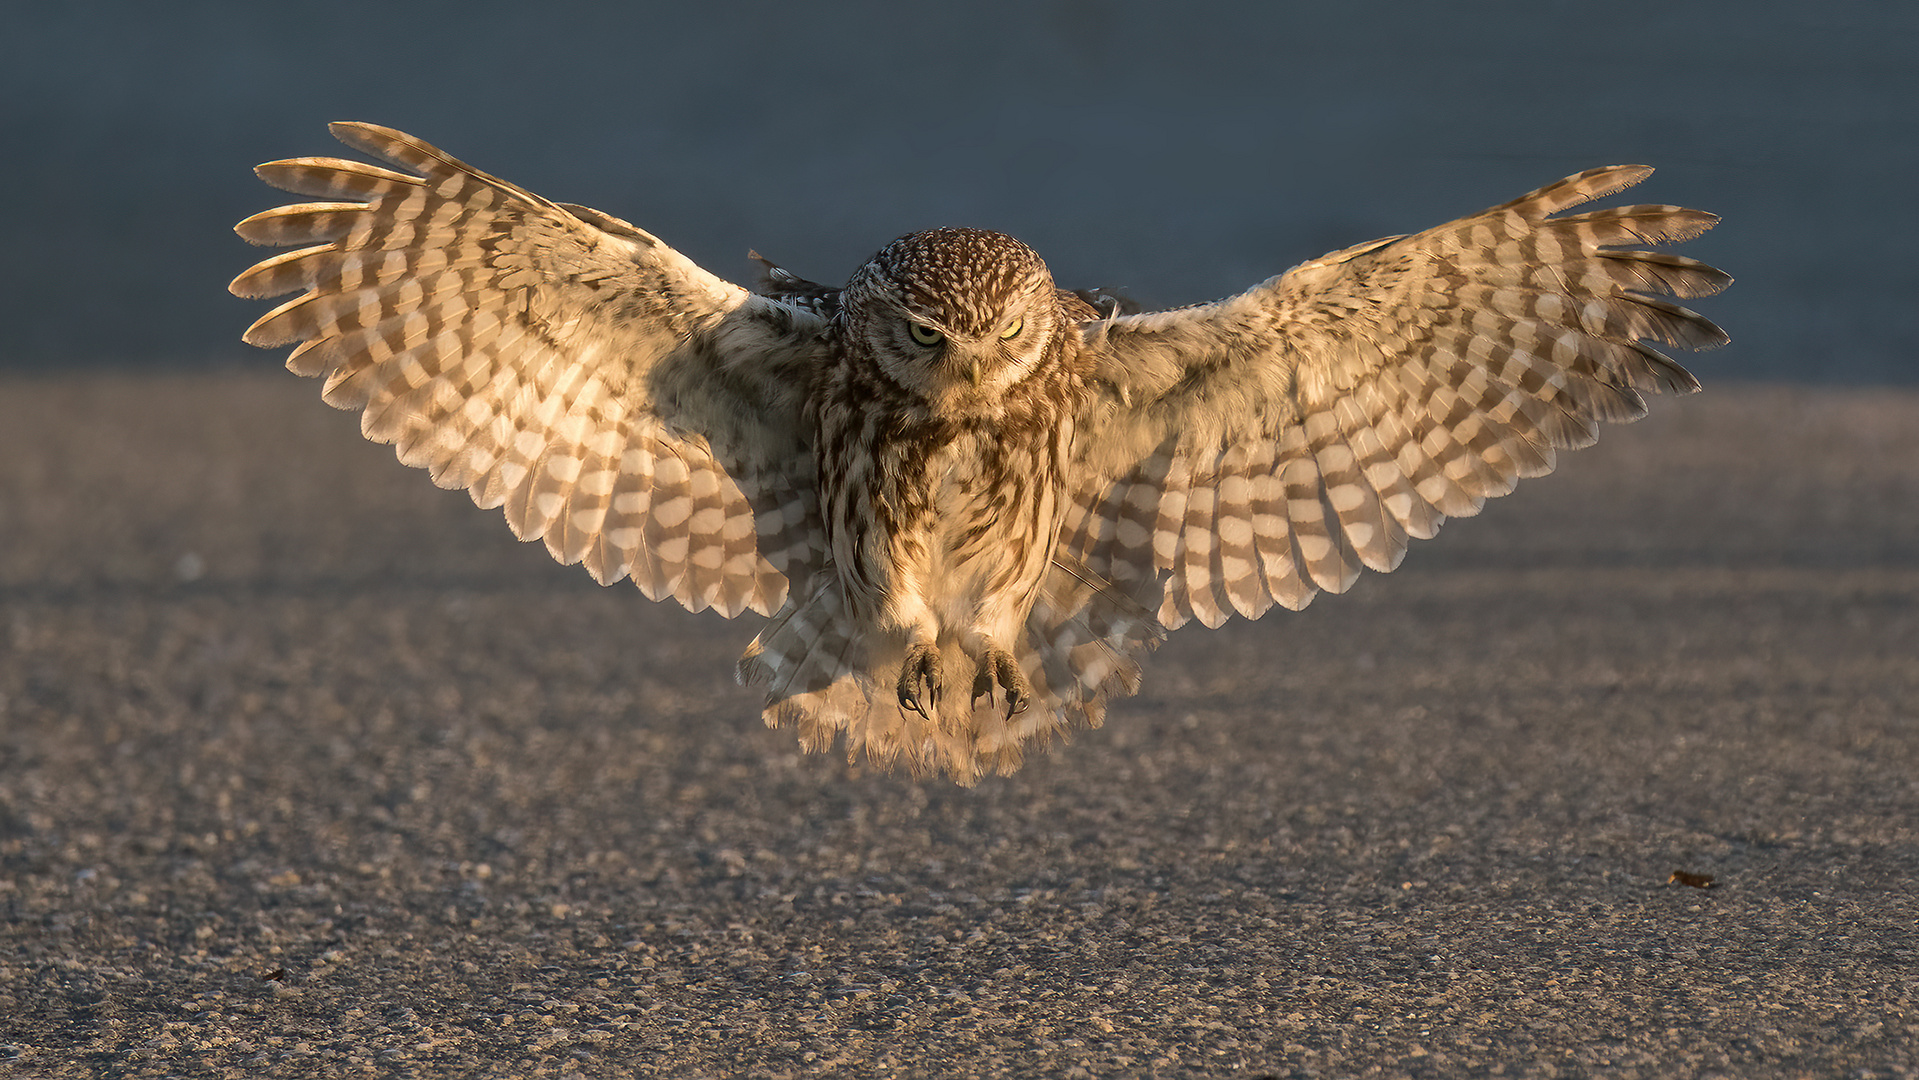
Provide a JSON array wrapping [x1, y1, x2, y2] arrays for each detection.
[[231, 123, 829, 618], [1065, 166, 1729, 630]]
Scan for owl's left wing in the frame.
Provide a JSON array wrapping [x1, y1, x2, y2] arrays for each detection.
[[232, 123, 830, 618], [1065, 165, 1729, 630]]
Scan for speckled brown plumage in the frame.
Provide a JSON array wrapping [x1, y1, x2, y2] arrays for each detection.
[[233, 124, 1729, 784]]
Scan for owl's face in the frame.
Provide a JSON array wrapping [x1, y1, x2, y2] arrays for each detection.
[[842, 228, 1061, 412]]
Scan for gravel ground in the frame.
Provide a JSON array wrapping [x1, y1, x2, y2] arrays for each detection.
[[1, 371, 1915, 1078]]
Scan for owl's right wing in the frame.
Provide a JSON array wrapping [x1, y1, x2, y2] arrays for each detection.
[[231, 122, 829, 618], [1064, 165, 1729, 630]]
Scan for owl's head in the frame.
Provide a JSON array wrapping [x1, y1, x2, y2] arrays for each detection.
[[842, 228, 1062, 410]]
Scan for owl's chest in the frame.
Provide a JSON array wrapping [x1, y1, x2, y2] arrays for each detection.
[[877, 423, 1062, 540], [901, 432, 1027, 539], [817, 408, 1071, 604]]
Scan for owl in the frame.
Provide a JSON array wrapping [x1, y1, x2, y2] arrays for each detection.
[[232, 123, 1728, 785]]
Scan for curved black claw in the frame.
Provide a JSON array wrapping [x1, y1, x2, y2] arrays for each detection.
[[897, 643, 942, 720], [971, 648, 1032, 719]]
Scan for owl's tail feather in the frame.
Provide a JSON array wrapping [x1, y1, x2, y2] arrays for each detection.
[[737, 577, 873, 754], [1017, 554, 1167, 728], [738, 561, 1164, 786]]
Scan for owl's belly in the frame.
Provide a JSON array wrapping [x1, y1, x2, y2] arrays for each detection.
[[921, 467, 1058, 627], [829, 426, 1066, 647]]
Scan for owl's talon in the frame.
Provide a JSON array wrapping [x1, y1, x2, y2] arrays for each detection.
[[972, 648, 1031, 719], [897, 643, 942, 719]]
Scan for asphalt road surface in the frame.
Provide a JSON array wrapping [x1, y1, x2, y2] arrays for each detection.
[[2, 371, 1915, 1077]]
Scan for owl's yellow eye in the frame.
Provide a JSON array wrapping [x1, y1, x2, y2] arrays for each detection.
[[999, 317, 1024, 340], [908, 322, 944, 347]]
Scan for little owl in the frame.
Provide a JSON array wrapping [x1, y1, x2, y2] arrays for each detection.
[[232, 123, 1728, 785]]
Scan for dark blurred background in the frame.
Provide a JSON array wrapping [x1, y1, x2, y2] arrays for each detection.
[[3, 0, 1913, 381]]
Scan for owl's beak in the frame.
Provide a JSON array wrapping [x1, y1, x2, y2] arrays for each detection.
[[966, 358, 983, 387]]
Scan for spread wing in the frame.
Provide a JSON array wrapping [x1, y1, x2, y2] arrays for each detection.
[[231, 122, 830, 617], [1064, 165, 1730, 630]]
